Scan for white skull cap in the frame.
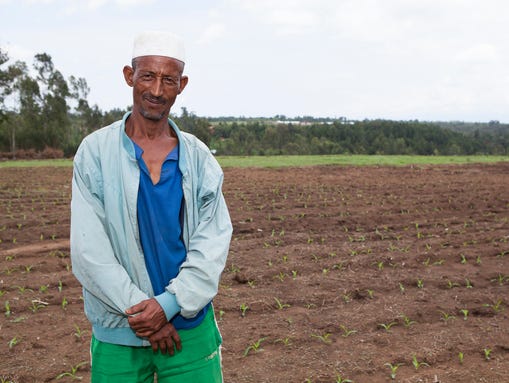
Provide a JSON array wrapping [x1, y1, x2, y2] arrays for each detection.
[[132, 31, 186, 63]]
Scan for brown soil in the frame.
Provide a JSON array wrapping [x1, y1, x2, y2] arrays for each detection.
[[0, 163, 508, 382]]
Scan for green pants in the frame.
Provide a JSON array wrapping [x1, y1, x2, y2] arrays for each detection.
[[90, 309, 223, 383]]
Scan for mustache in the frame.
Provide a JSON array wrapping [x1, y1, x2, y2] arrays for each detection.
[[143, 94, 167, 104]]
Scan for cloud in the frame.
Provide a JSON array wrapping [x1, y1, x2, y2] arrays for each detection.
[[49, 0, 157, 14], [0, 42, 34, 62], [197, 23, 227, 45], [231, 0, 324, 36]]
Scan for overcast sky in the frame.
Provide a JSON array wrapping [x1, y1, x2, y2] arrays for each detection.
[[2, 0, 508, 122]]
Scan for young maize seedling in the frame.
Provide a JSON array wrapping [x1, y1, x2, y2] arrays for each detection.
[[412, 355, 429, 370], [400, 314, 416, 328], [483, 348, 492, 360], [439, 311, 455, 323], [484, 299, 504, 313], [4, 301, 11, 317], [379, 321, 397, 332], [8, 336, 19, 349], [460, 309, 469, 320], [29, 300, 47, 313], [335, 374, 353, 383], [274, 297, 290, 310], [239, 303, 249, 317], [74, 324, 86, 339], [243, 338, 266, 356], [274, 337, 292, 346], [491, 274, 508, 286], [311, 332, 332, 344], [39, 284, 49, 293], [339, 325, 357, 337], [384, 363, 402, 380], [274, 271, 287, 282], [458, 352, 464, 365], [446, 280, 460, 289], [55, 361, 87, 380]]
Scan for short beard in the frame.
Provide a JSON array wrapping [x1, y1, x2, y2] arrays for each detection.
[[138, 106, 168, 121]]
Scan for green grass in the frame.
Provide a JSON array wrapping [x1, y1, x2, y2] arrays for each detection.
[[0, 159, 72, 168], [216, 155, 509, 168], [0, 155, 507, 169]]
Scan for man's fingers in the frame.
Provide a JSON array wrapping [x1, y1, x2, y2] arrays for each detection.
[[135, 329, 153, 337], [125, 300, 146, 315], [147, 323, 182, 355], [172, 331, 182, 351], [158, 339, 168, 354]]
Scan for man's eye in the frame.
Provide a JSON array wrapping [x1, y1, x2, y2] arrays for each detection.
[[164, 78, 176, 85], [141, 74, 153, 80]]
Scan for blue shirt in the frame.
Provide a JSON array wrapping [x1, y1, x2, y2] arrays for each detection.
[[133, 140, 208, 330]]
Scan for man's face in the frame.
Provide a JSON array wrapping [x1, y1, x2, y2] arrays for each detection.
[[123, 55, 188, 121]]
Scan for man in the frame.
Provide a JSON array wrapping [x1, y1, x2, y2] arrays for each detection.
[[70, 31, 232, 382]]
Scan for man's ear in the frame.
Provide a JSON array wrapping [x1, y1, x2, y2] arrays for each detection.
[[123, 65, 134, 87], [178, 75, 189, 94]]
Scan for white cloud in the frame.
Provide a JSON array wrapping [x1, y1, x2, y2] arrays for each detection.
[[455, 44, 500, 63], [0, 42, 34, 63], [114, 0, 155, 6], [197, 23, 227, 45], [231, 0, 325, 36]]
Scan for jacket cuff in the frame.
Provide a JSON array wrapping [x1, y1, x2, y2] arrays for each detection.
[[154, 292, 181, 321]]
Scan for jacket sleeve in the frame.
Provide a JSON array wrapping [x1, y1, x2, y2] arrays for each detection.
[[70, 141, 149, 315], [168, 153, 233, 318]]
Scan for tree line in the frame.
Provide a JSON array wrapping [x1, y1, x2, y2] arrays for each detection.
[[209, 119, 509, 156], [1, 48, 508, 158]]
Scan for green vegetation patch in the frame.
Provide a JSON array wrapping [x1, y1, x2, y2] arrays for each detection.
[[1, 155, 508, 169], [216, 155, 509, 168]]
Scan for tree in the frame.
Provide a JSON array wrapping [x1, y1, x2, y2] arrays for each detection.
[[174, 107, 212, 147], [0, 50, 30, 155]]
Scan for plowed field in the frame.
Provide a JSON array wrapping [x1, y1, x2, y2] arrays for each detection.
[[0, 163, 508, 382]]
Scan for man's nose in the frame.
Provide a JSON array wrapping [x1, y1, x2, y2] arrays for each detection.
[[150, 78, 164, 97]]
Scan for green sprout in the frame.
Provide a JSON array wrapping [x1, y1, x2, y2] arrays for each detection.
[[379, 321, 397, 332], [56, 361, 87, 380], [412, 355, 429, 370], [244, 338, 266, 356], [339, 324, 357, 337], [384, 362, 402, 380], [311, 332, 332, 344], [239, 303, 249, 317], [400, 314, 416, 328], [274, 297, 290, 310]]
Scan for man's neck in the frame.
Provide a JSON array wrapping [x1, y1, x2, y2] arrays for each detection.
[[125, 112, 172, 140]]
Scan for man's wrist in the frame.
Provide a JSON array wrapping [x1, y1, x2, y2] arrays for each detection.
[[154, 292, 181, 321]]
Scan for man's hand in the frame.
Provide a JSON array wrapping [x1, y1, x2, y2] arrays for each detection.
[[148, 322, 182, 355], [126, 298, 167, 337]]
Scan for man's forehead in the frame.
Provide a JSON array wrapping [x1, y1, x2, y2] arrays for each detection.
[[134, 56, 184, 71]]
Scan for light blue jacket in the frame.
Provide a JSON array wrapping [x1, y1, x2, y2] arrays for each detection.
[[70, 112, 232, 346]]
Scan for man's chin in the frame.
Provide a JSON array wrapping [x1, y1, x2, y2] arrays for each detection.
[[140, 109, 168, 121]]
